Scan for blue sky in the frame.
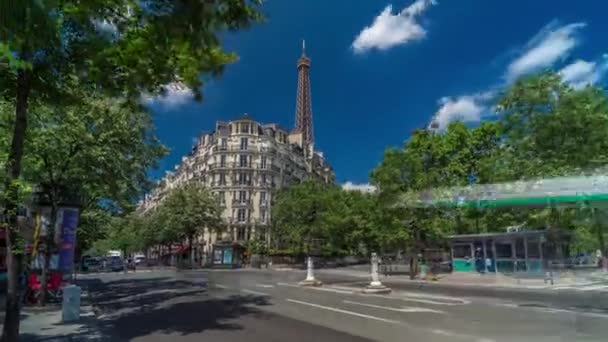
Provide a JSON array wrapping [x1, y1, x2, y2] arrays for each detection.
[[146, 0, 608, 185]]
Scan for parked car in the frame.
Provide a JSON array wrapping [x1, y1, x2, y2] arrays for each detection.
[[134, 255, 146, 265], [81, 256, 102, 272], [108, 256, 125, 272]]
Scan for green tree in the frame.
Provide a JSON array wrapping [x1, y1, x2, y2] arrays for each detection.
[[1, 1, 261, 337], [497, 72, 608, 254], [160, 182, 222, 267], [24, 95, 166, 304], [272, 180, 336, 256]]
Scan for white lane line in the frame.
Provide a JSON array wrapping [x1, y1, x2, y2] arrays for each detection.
[[214, 284, 229, 289], [255, 284, 275, 288], [285, 299, 399, 324], [343, 300, 445, 314], [551, 285, 576, 290], [579, 284, 608, 291], [277, 282, 353, 294], [242, 289, 270, 296], [366, 293, 468, 306], [496, 302, 608, 319], [432, 329, 495, 342], [310, 287, 354, 294]]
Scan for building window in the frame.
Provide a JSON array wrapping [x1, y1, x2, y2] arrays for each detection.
[[239, 191, 247, 203], [260, 191, 267, 205], [239, 154, 248, 167], [260, 156, 267, 169], [260, 209, 267, 223], [219, 173, 226, 185], [237, 227, 246, 240], [237, 208, 247, 222], [453, 245, 471, 258], [241, 123, 249, 134], [220, 138, 227, 150], [261, 173, 267, 185], [218, 191, 225, 204], [240, 137, 248, 150], [238, 173, 249, 185], [220, 155, 226, 167]]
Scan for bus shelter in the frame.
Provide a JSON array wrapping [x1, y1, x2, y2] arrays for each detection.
[[413, 174, 608, 273], [448, 229, 573, 274]]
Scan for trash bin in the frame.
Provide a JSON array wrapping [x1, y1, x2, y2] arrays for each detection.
[[62, 285, 81, 322]]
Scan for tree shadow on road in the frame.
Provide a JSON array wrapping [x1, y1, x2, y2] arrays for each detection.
[[73, 276, 274, 340], [96, 293, 272, 340]]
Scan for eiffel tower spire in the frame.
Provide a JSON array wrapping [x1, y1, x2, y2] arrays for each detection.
[[295, 40, 314, 147]]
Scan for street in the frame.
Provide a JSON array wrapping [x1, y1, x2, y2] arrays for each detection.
[[78, 269, 608, 342]]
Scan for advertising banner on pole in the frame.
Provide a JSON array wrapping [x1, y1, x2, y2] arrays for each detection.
[[58, 208, 79, 273]]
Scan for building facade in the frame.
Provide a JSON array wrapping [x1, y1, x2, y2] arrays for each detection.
[[137, 43, 334, 253]]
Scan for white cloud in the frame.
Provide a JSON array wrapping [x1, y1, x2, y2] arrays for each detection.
[[143, 82, 194, 108], [431, 91, 494, 131], [506, 22, 586, 82], [342, 182, 377, 193], [352, 0, 437, 54], [559, 57, 608, 89]]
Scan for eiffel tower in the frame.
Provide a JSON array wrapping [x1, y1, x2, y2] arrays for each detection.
[[294, 40, 314, 147]]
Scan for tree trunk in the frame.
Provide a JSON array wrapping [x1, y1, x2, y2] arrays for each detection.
[[123, 250, 128, 274], [2, 68, 32, 342], [189, 235, 196, 269]]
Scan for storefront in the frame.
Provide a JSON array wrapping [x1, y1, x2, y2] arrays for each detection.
[[211, 242, 244, 268]]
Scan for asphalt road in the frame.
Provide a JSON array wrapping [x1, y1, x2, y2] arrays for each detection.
[[80, 269, 608, 342]]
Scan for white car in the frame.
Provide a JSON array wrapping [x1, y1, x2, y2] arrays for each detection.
[[134, 255, 146, 265]]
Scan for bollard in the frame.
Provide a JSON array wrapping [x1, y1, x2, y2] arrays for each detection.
[[363, 252, 391, 294], [299, 256, 322, 286], [62, 285, 81, 322]]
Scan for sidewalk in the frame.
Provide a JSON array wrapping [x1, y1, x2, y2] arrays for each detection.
[[20, 304, 106, 341], [1, 288, 112, 342]]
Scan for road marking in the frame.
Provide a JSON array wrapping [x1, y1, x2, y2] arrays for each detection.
[[242, 289, 270, 296], [432, 329, 495, 342], [579, 284, 608, 291], [310, 287, 354, 294], [277, 282, 296, 287], [214, 284, 229, 289], [255, 283, 275, 288], [361, 292, 468, 306], [550, 285, 576, 290], [343, 300, 445, 314], [278, 282, 354, 294], [496, 302, 608, 319], [285, 299, 399, 324]]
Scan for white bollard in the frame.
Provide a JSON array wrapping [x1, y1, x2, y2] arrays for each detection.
[[363, 252, 391, 294], [62, 285, 81, 322], [299, 256, 322, 286]]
